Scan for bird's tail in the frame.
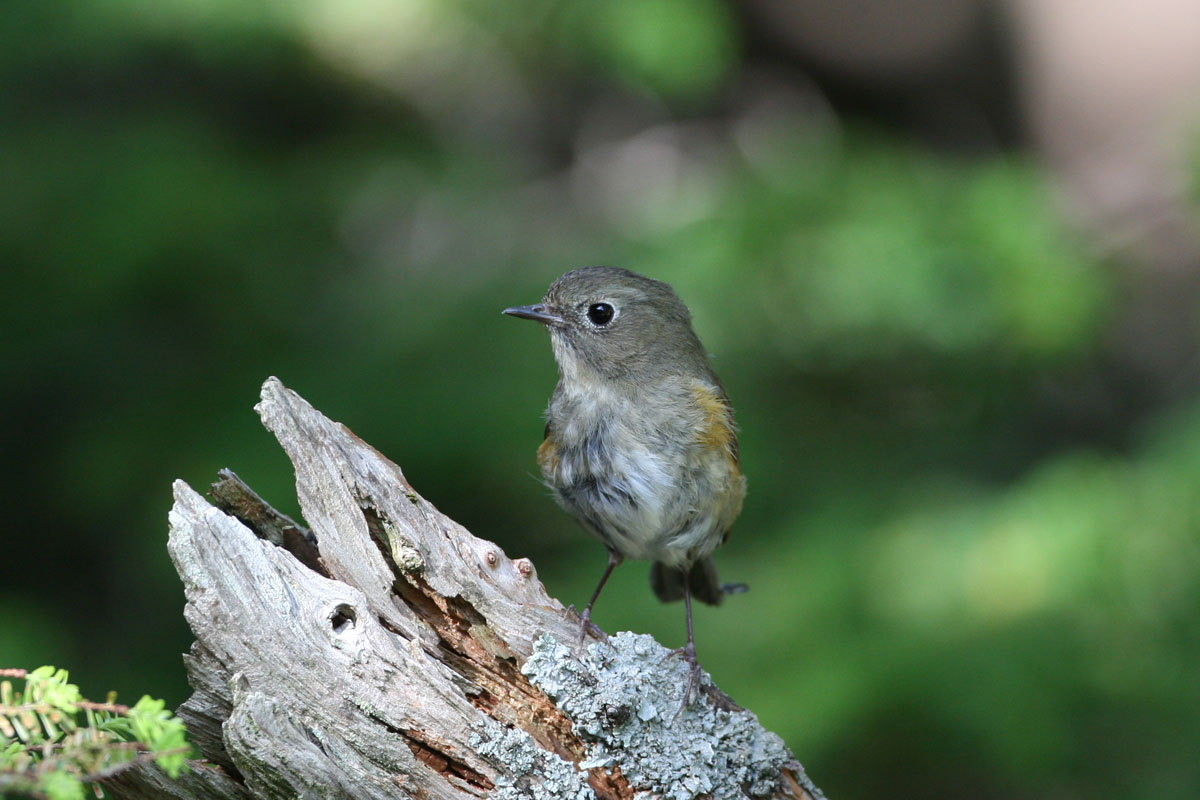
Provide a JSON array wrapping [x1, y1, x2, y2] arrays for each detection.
[[650, 557, 732, 606]]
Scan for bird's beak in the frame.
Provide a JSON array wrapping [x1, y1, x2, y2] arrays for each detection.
[[502, 304, 563, 325]]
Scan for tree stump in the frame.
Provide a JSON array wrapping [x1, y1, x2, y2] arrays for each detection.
[[104, 377, 825, 800]]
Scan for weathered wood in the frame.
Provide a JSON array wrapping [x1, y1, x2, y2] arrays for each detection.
[[208, 468, 323, 575], [104, 377, 825, 800]]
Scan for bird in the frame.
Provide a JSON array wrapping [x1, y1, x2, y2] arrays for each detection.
[[503, 266, 746, 700]]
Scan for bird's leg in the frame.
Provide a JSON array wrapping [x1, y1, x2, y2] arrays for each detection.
[[675, 577, 703, 709], [575, 550, 621, 642], [658, 566, 705, 711]]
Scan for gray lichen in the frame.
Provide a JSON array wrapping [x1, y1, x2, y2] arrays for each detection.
[[522, 632, 797, 800], [469, 719, 595, 800]]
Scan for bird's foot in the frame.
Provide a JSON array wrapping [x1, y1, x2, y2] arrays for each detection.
[[663, 641, 704, 715], [566, 604, 607, 643]]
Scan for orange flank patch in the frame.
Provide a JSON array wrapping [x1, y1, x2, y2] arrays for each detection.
[[692, 384, 739, 465], [537, 436, 558, 472]]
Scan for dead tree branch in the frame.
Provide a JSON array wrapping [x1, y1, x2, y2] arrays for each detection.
[[103, 377, 825, 800]]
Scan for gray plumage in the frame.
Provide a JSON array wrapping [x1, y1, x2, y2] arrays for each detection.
[[504, 266, 746, 701], [507, 266, 744, 605]]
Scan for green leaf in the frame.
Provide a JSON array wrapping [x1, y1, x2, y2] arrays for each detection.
[[39, 769, 86, 800]]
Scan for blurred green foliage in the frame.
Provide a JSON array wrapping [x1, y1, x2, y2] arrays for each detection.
[[1, 1, 1197, 798], [1, 666, 191, 799]]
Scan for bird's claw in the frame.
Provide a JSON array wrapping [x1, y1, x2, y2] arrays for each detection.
[[662, 642, 704, 715], [566, 604, 608, 643]]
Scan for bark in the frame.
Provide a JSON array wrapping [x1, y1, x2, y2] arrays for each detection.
[[103, 377, 825, 800]]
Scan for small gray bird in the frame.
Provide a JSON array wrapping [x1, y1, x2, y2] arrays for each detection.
[[504, 266, 746, 697]]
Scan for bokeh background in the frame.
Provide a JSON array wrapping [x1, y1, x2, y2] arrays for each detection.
[[3, 0, 1200, 797]]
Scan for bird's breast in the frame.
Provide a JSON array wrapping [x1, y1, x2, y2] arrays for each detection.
[[538, 378, 743, 564]]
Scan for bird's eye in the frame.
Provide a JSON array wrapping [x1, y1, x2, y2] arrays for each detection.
[[587, 302, 615, 326]]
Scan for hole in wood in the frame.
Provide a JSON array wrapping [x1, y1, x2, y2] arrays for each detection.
[[330, 604, 357, 634]]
